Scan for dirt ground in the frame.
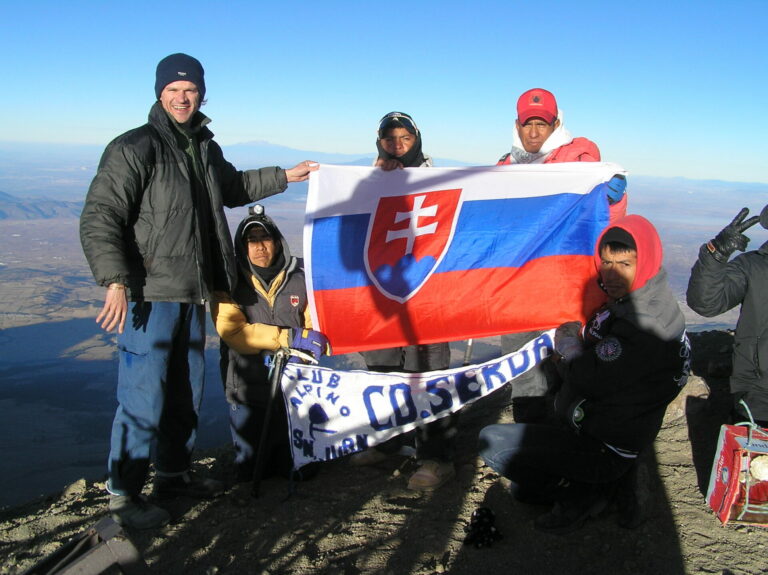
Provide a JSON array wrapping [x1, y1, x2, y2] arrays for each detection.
[[2, 330, 768, 575]]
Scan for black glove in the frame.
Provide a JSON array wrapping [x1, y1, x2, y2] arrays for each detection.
[[708, 208, 760, 263], [463, 507, 502, 548], [554, 321, 583, 362]]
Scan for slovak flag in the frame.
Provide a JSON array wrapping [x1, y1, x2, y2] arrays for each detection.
[[305, 163, 626, 355]]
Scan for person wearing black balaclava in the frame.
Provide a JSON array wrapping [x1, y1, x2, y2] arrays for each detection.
[[351, 112, 456, 492], [374, 111, 432, 169], [687, 204, 768, 426]]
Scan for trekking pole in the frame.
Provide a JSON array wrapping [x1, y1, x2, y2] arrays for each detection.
[[251, 348, 289, 498], [463, 339, 474, 366]]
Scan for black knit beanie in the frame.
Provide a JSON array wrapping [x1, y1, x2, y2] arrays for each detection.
[[155, 53, 206, 100], [600, 226, 636, 250]]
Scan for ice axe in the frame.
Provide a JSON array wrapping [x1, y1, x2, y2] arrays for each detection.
[[251, 347, 318, 498], [463, 339, 474, 367]]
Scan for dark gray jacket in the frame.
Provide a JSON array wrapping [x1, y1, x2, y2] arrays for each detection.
[[687, 240, 768, 420], [80, 102, 287, 303], [221, 215, 308, 405]]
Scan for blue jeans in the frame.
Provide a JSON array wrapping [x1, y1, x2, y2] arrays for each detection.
[[478, 423, 633, 502], [107, 302, 205, 497]]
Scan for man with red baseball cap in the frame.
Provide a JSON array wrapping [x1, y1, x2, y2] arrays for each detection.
[[497, 88, 601, 165], [495, 88, 625, 416]]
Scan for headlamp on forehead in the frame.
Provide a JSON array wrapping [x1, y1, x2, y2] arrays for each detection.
[[242, 204, 277, 241], [377, 112, 419, 139]]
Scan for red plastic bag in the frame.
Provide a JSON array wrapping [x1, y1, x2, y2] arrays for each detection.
[[706, 423, 768, 526]]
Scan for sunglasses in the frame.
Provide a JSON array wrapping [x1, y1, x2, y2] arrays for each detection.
[[378, 113, 419, 138]]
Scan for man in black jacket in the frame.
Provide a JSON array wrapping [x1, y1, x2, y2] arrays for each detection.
[[687, 205, 768, 426], [80, 53, 317, 529]]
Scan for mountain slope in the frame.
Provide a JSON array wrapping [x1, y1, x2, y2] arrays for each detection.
[[0, 191, 83, 220]]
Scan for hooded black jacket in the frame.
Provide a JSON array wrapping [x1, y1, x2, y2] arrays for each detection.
[[556, 215, 689, 456], [80, 102, 288, 303]]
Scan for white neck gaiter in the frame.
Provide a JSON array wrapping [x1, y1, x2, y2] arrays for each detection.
[[508, 111, 573, 164]]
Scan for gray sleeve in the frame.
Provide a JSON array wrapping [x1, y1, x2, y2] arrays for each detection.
[[686, 243, 748, 317], [79, 141, 150, 286]]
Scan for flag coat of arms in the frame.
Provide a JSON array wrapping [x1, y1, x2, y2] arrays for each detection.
[[305, 163, 626, 354], [365, 188, 462, 302]]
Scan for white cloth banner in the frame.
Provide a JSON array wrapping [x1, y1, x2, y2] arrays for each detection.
[[281, 329, 555, 468]]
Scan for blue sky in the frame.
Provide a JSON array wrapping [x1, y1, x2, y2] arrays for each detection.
[[2, 0, 767, 183]]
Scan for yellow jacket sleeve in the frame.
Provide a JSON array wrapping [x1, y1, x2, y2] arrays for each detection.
[[211, 291, 291, 355]]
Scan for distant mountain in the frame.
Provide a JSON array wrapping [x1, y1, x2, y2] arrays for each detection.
[[0, 141, 102, 200], [0, 191, 83, 220], [0, 140, 473, 201], [220, 140, 472, 169], [222, 140, 373, 168]]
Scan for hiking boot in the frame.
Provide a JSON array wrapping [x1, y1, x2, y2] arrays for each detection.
[[614, 460, 648, 529], [236, 463, 255, 484], [288, 462, 320, 482], [616, 487, 644, 529], [511, 477, 572, 506], [407, 460, 455, 491], [153, 471, 225, 500], [349, 448, 388, 467], [109, 495, 170, 530], [534, 494, 608, 535]]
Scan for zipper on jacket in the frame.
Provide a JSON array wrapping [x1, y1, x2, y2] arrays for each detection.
[[200, 136, 238, 297], [756, 336, 763, 378], [187, 134, 208, 304]]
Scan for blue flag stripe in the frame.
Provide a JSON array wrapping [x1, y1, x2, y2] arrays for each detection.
[[311, 189, 608, 291]]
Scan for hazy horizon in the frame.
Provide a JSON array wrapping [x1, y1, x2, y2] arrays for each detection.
[[3, 139, 768, 201]]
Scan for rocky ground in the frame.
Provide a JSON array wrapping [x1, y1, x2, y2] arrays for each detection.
[[2, 330, 768, 575]]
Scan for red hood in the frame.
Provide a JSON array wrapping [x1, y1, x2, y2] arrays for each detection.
[[594, 214, 663, 294]]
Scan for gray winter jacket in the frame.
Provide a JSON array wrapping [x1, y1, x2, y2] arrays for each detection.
[[687, 240, 768, 420], [80, 102, 287, 303]]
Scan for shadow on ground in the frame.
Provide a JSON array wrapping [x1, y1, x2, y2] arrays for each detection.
[[10, 332, 768, 574]]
